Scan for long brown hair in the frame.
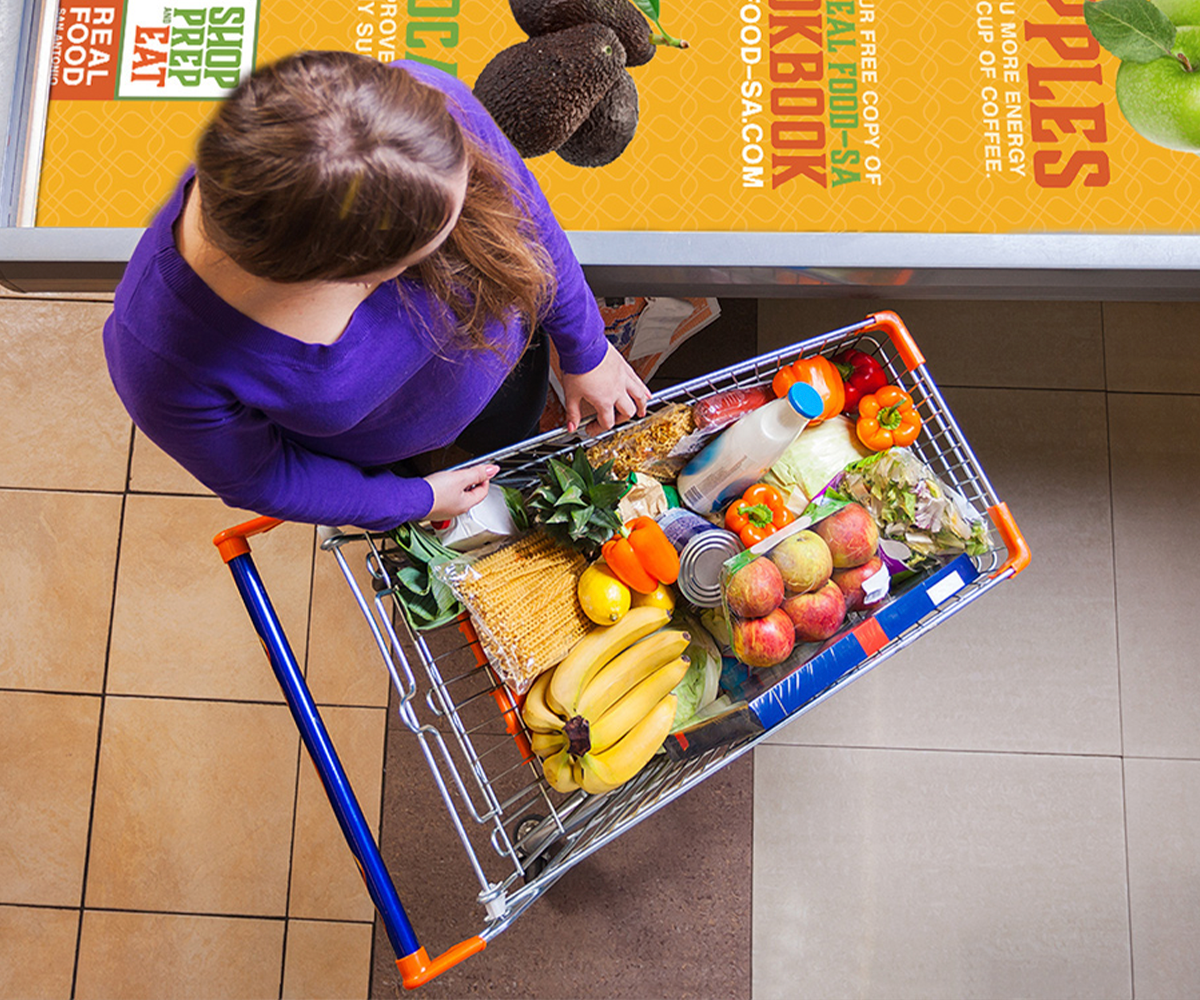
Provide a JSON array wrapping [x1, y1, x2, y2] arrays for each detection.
[[195, 50, 554, 347]]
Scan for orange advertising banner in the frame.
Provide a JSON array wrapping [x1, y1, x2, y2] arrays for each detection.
[[36, 0, 1200, 234]]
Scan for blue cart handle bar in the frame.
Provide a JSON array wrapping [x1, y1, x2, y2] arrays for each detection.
[[215, 518, 486, 989]]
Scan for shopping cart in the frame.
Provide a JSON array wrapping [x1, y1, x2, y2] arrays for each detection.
[[213, 310, 1029, 989]]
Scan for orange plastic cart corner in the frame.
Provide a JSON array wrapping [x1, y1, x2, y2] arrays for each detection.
[[868, 310, 925, 371], [397, 937, 487, 989], [212, 515, 284, 563], [987, 502, 1031, 578]]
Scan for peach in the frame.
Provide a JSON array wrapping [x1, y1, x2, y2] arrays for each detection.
[[813, 503, 879, 569], [768, 530, 833, 594], [781, 580, 847, 643], [832, 556, 887, 612], [731, 608, 796, 668], [725, 556, 785, 618]]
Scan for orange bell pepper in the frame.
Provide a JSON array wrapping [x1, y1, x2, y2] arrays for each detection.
[[856, 385, 922, 450], [601, 517, 679, 594], [724, 483, 796, 546], [771, 355, 845, 425]]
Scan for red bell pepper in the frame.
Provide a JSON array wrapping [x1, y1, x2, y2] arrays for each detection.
[[831, 349, 889, 412], [724, 483, 796, 547], [601, 517, 680, 594]]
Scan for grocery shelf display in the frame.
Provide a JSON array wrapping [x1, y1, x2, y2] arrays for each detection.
[[4, 0, 1200, 292]]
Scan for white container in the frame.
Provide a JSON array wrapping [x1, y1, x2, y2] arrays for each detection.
[[676, 381, 824, 515], [434, 487, 519, 551]]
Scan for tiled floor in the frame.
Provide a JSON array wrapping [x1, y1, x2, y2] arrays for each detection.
[[2, 293, 384, 999], [3, 292, 1199, 1000]]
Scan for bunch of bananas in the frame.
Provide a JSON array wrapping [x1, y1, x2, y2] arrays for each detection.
[[522, 606, 689, 795]]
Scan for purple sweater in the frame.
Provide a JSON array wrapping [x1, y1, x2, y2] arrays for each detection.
[[104, 61, 607, 531]]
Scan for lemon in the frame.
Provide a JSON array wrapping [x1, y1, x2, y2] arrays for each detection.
[[631, 582, 676, 614], [577, 562, 632, 625]]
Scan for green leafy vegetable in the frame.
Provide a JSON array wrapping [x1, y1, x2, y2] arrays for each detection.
[[829, 448, 992, 565], [669, 610, 724, 731], [386, 523, 464, 630]]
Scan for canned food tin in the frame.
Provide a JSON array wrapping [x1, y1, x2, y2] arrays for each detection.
[[677, 528, 743, 608], [657, 507, 720, 552]]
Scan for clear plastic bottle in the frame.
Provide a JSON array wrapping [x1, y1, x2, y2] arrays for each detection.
[[677, 381, 824, 515]]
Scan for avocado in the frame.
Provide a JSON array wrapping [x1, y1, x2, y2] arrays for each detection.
[[473, 23, 628, 158], [557, 70, 639, 167], [510, 0, 656, 67]]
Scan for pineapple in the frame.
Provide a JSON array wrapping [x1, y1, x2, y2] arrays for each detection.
[[525, 448, 631, 558]]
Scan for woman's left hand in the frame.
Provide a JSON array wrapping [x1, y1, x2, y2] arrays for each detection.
[[561, 342, 651, 434]]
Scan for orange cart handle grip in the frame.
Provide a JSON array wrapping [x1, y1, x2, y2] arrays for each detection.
[[213, 516, 285, 563], [397, 938, 487, 990], [867, 310, 925, 371], [987, 502, 1031, 578]]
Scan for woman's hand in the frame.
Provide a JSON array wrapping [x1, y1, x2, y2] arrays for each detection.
[[424, 463, 500, 520], [561, 342, 651, 434]]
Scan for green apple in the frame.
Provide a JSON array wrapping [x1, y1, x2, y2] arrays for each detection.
[[1151, 0, 1200, 27], [1115, 26, 1200, 152]]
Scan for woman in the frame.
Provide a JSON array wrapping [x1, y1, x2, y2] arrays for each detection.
[[104, 51, 650, 530]]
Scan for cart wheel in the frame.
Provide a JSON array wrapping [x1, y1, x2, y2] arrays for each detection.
[[512, 815, 550, 883]]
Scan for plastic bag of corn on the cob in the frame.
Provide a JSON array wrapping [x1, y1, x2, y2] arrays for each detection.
[[432, 530, 593, 694]]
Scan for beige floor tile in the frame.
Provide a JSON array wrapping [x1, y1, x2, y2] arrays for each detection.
[[128, 429, 215, 495], [758, 298, 1105, 389], [1125, 757, 1200, 999], [1111, 393, 1200, 758], [0, 905, 80, 1000], [107, 494, 313, 701], [282, 919, 373, 1000], [769, 387, 1121, 755], [306, 542, 392, 708], [1103, 302, 1200, 394], [289, 706, 387, 922], [753, 745, 1131, 1000], [75, 910, 284, 1000], [86, 696, 298, 915], [0, 490, 122, 693], [1, 692, 101, 907], [0, 298, 131, 491]]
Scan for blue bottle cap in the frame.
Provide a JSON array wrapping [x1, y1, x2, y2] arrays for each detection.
[[786, 381, 825, 419]]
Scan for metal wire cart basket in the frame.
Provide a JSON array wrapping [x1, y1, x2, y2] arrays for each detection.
[[213, 310, 1030, 989]]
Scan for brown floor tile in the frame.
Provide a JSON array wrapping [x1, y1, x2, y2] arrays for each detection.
[[1111, 393, 1200, 758], [1103, 301, 1200, 394], [758, 298, 1106, 390], [75, 910, 284, 1000], [0, 490, 122, 693], [1, 692, 101, 907], [86, 696, 299, 916], [754, 746, 1130, 999], [306, 543, 392, 708], [289, 706, 387, 922], [107, 494, 313, 701], [128, 429, 215, 495], [0, 298, 132, 491], [1125, 757, 1200, 999], [283, 919, 374, 1000], [0, 905, 80, 1000]]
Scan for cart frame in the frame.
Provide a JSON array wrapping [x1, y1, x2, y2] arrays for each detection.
[[214, 310, 1029, 989]]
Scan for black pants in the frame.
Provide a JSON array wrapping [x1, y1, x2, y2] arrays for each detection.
[[389, 330, 549, 477], [454, 328, 549, 456]]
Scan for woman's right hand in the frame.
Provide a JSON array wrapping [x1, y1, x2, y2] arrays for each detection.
[[424, 463, 501, 521]]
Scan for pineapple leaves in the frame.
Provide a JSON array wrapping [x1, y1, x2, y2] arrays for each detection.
[[523, 447, 633, 558]]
